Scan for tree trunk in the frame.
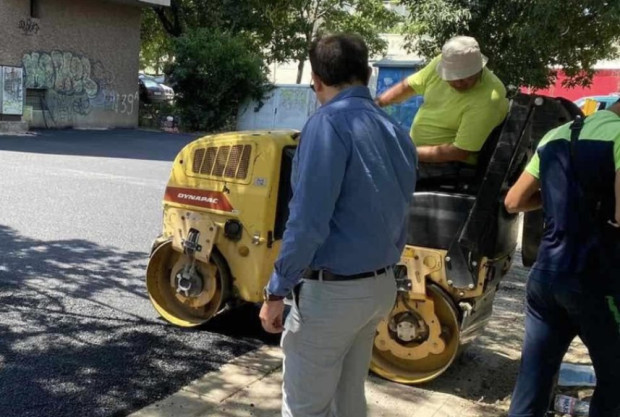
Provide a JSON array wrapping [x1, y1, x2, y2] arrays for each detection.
[[154, 3, 183, 37], [296, 58, 305, 84]]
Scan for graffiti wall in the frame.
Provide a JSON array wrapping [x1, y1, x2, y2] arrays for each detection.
[[18, 18, 40, 36], [0, 0, 142, 127], [22, 51, 138, 125]]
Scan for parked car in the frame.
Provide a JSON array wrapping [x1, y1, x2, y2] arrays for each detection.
[[139, 74, 175, 103], [574, 93, 620, 115]]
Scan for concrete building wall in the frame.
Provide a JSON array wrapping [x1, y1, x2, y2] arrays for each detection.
[[0, 0, 142, 128]]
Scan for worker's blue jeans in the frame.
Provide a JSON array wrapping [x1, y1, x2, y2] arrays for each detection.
[[508, 272, 620, 417]]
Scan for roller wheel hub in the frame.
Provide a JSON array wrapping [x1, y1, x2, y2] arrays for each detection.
[[146, 241, 227, 327], [175, 266, 204, 298], [170, 257, 217, 308], [389, 312, 429, 343], [371, 284, 460, 384]]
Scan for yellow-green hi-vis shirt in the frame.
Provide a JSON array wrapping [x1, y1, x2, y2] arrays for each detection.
[[407, 55, 509, 164]]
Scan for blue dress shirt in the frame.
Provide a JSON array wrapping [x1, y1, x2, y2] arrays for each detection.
[[267, 86, 417, 296]]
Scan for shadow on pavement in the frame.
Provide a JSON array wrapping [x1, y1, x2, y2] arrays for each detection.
[[0, 129, 200, 162], [0, 224, 262, 417], [0, 219, 532, 415]]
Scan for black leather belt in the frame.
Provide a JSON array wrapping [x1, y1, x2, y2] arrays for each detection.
[[304, 267, 390, 281]]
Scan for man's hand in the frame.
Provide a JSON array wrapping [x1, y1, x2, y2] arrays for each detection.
[[259, 300, 285, 333]]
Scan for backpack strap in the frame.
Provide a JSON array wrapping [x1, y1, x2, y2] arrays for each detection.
[[569, 116, 586, 192], [569, 116, 608, 221]]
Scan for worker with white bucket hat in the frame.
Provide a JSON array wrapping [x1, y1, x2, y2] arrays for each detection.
[[376, 36, 508, 177]]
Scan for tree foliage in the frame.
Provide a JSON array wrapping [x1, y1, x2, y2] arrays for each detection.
[[262, 0, 403, 82], [142, 0, 402, 83], [141, 1, 257, 73], [140, 8, 173, 74], [168, 28, 271, 131], [400, 0, 620, 89]]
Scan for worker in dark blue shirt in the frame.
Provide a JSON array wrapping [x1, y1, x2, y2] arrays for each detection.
[[505, 101, 620, 417], [259, 34, 417, 417]]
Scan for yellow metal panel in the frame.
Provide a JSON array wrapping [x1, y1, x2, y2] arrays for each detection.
[[159, 130, 298, 304], [166, 208, 218, 264], [582, 98, 599, 116], [400, 245, 513, 301]]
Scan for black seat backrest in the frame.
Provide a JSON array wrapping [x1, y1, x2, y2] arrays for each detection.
[[474, 119, 506, 183], [415, 118, 508, 194], [274, 147, 296, 240]]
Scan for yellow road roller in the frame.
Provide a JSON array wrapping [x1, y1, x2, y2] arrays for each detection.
[[146, 93, 581, 384]]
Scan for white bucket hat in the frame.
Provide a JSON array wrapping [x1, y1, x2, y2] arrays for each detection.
[[436, 36, 488, 81]]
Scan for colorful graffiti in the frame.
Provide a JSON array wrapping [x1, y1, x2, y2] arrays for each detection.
[[23, 51, 100, 97], [22, 51, 138, 123]]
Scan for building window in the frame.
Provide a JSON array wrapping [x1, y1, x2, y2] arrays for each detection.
[[30, 0, 40, 18]]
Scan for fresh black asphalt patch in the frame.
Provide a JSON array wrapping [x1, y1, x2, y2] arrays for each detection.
[[0, 130, 280, 417]]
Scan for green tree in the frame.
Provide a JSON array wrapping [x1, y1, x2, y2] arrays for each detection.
[[400, 0, 620, 89], [140, 8, 173, 74], [141, 0, 271, 74], [149, 0, 262, 37], [143, 0, 402, 83], [168, 28, 271, 131], [265, 0, 403, 83]]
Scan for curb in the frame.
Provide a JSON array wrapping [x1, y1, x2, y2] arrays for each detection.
[[128, 344, 505, 417], [128, 346, 283, 417]]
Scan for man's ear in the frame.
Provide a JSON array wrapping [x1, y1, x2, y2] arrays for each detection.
[[311, 72, 324, 92]]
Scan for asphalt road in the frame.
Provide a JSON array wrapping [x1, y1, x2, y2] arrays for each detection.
[[0, 129, 276, 417]]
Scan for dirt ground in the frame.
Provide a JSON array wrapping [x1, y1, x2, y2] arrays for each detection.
[[208, 220, 594, 416], [418, 242, 591, 415]]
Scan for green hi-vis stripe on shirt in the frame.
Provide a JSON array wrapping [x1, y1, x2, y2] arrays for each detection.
[[606, 295, 620, 335], [525, 110, 620, 179]]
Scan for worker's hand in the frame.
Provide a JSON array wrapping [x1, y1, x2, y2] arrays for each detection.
[[259, 300, 285, 333], [374, 96, 386, 107]]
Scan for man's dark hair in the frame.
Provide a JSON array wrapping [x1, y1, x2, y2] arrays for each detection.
[[309, 34, 370, 87]]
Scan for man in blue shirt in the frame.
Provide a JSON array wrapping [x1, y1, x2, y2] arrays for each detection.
[[259, 34, 417, 416]]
